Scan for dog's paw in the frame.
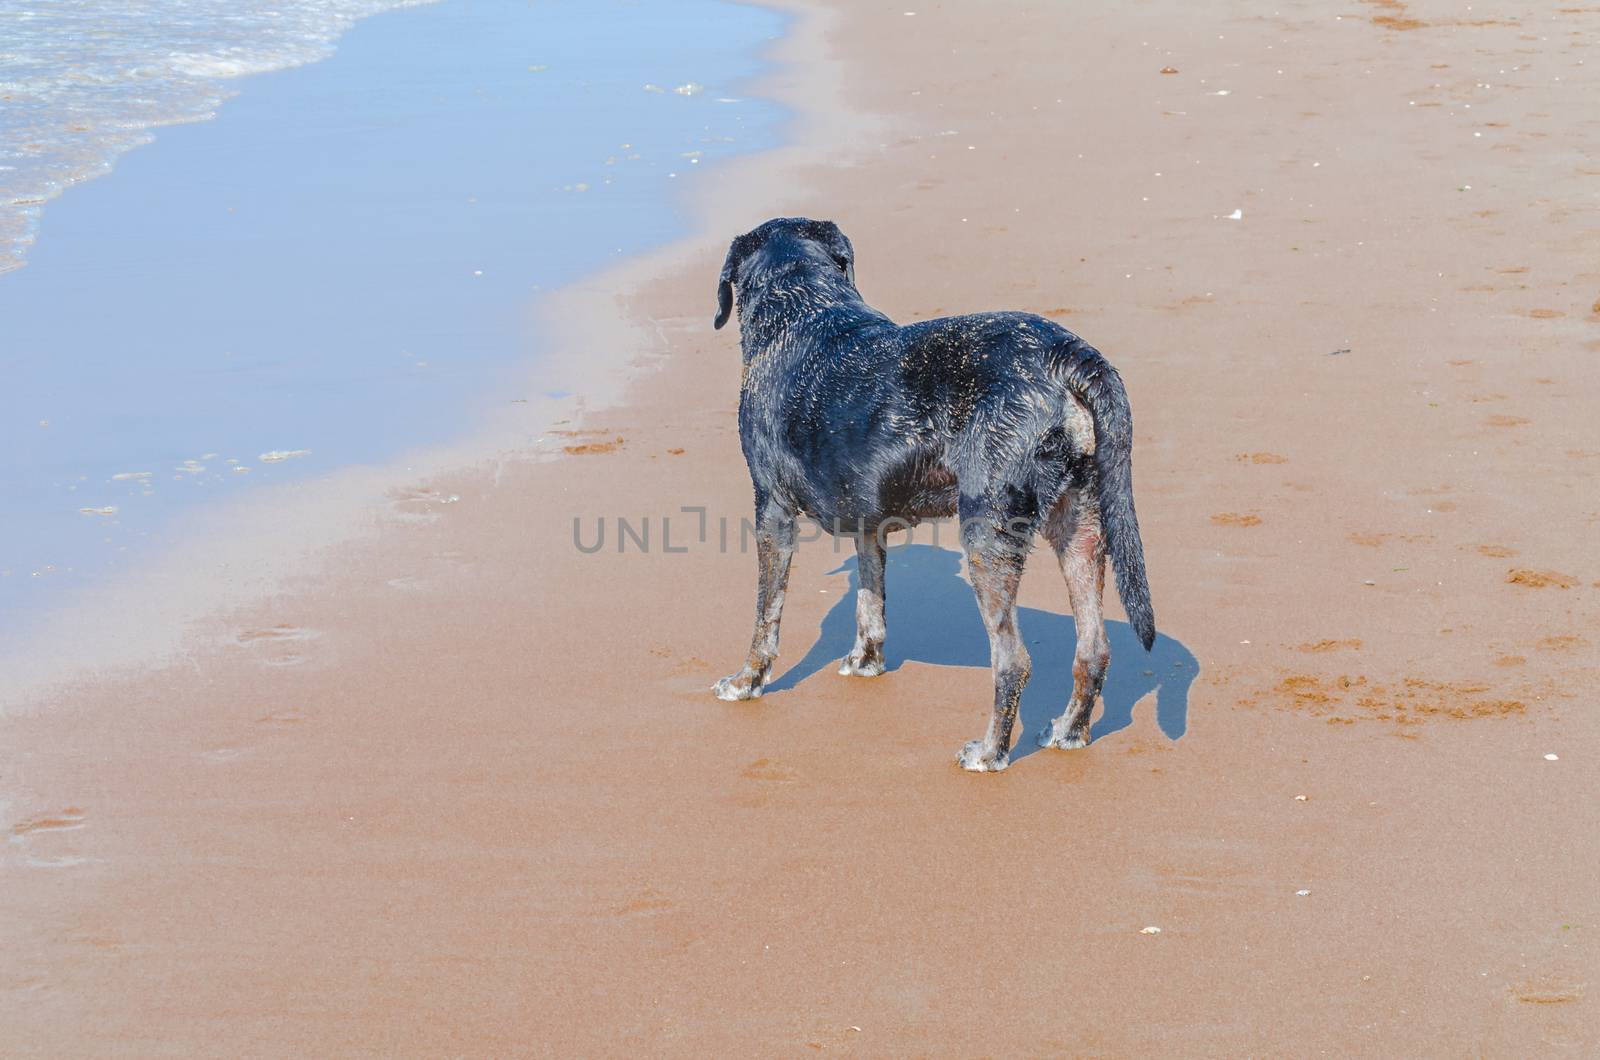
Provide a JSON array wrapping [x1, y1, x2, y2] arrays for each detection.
[[1036, 723, 1090, 750], [712, 673, 764, 702], [837, 653, 886, 678], [956, 739, 1009, 773]]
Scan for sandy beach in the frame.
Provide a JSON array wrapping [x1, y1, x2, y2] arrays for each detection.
[[4, 0, 1599, 1053]]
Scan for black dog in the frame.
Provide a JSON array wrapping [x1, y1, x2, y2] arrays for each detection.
[[711, 217, 1154, 773]]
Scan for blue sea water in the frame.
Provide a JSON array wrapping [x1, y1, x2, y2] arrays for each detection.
[[1, 0, 433, 273], [0, 0, 785, 631]]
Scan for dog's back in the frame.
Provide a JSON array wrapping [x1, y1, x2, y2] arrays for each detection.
[[740, 295, 1152, 651], [745, 309, 1066, 501]]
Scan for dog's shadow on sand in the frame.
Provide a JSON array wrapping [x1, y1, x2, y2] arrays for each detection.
[[768, 544, 1197, 760]]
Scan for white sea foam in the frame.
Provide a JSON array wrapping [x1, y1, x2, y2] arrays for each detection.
[[0, 0, 435, 274]]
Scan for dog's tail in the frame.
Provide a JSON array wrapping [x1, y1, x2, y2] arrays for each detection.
[[1050, 337, 1156, 650]]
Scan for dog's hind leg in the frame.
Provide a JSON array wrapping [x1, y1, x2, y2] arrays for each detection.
[[1037, 489, 1110, 749], [713, 499, 797, 701], [838, 532, 887, 677], [955, 512, 1034, 773]]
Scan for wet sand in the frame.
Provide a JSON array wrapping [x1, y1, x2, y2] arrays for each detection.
[[4, 0, 1599, 1053]]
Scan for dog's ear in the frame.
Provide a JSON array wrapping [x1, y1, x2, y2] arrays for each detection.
[[713, 233, 753, 330], [805, 219, 855, 286], [714, 275, 734, 330]]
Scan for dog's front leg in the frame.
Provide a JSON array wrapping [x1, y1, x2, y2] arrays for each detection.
[[713, 502, 796, 701], [838, 531, 887, 677]]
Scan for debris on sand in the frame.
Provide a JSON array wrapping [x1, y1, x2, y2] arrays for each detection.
[[563, 437, 624, 456], [1139, 925, 1162, 935], [1296, 639, 1361, 653], [1506, 568, 1576, 589], [1245, 672, 1527, 727], [1510, 975, 1584, 1005]]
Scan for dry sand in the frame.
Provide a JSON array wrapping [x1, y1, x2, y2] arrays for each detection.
[[4, 0, 1599, 1053]]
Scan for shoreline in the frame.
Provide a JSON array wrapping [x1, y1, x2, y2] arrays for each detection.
[[0, 0, 439, 276], [0, 0, 804, 703], [5, 0, 1598, 1053]]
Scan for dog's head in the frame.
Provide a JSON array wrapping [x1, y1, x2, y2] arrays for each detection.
[[713, 217, 856, 330]]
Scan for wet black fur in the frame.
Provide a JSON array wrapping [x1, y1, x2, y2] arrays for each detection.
[[715, 217, 1155, 650]]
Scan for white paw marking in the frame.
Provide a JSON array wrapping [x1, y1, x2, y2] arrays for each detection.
[[713, 676, 763, 702], [837, 656, 886, 677], [1038, 721, 1089, 750], [956, 740, 1009, 773]]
